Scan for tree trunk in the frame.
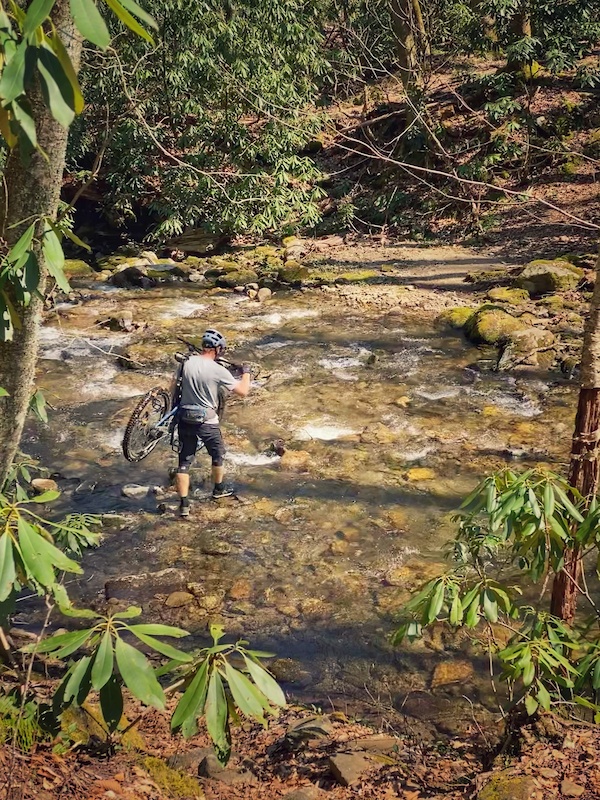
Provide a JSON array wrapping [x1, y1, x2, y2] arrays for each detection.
[[390, 0, 421, 120], [411, 0, 429, 57], [0, 0, 82, 487], [550, 251, 600, 622], [507, 0, 532, 72]]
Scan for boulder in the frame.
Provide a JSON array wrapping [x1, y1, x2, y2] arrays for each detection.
[[165, 591, 194, 608], [436, 307, 474, 330], [257, 287, 272, 302], [198, 754, 256, 785], [140, 250, 159, 264], [463, 305, 528, 345], [269, 657, 312, 686], [63, 259, 93, 278], [109, 266, 156, 289], [496, 327, 556, 371], [477, 771, 539, 800], [146, 260, 189, 279], [487, 287, 529, 304], [515, 259, 582, 295], [216, 269, 259, 288], [279, 262, 309, 285]]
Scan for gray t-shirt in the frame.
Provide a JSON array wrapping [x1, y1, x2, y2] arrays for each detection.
[[179, 356, 237, 424]]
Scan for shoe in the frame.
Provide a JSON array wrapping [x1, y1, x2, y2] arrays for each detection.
[[212, 484, 234, 499], [179, 501, 190, 518]]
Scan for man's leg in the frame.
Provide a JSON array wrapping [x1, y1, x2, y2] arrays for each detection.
[[199, 425, 233, 498], [176, 423, 198, 516]]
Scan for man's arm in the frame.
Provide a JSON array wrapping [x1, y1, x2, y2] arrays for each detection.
[[231, 369, 251, 398]]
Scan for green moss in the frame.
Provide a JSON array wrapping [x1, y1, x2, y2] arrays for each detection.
[[538, 295, 566, 311], [464, 268, 511, 286], [96, 255, 139, 272], [478, 773, 536, 800], [335, 269, 380, 284], [464, 304, 527, 345], [60, 704, 145, 750], [515, 259, 582, 295], [487, 287, 529, 304], [216, 268, 259, 288], [437, 307, 474, 329], [142, 756, 204, 798], [278, 262, 309, 284], [64, 259, 93, 278], [251, 245, 281, 259]]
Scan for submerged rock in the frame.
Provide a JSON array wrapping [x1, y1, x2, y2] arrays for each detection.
[[121, 484, 150, 499], [431, 660, 474, 689], [216, 268, 259, 288], [31, 477, 59, 493], [109, 266, 156, 289], [279, 262, 309, 285], [496, 327, 556, 371], [515, 259, 582, 295]]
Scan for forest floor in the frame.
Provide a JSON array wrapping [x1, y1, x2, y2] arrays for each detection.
[[2, 701, 600, 800]]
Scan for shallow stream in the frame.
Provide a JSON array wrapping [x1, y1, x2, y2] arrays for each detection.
[[21, 280, 578, 735]]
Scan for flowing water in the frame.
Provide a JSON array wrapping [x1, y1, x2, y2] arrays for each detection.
[[20, 280, 578, 733]]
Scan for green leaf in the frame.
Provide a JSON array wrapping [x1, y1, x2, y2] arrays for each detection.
[[59, 605, 98, 619], [7, 223, 35, 264], [17, 515, 55, 587], [543, 482, 555, 519], [22, 252, 40, 295], [42, 222, 70, 293], [64, 654, 93, 705], [482, 589, 498, 623], [0, 387, 9, 397], [91, 629, 114, 690], [0, 41, 27, 103], [536, 681, 551, 711], [27, 490, 59, 503], [210, 623, 225, 645], [23, 0, 55, 36], [171, 657, 209, 733], [37, 46, 76, 128], [128, 630, 192, 662], [115, 636, 165, 710], [222, 662, 266, 723], [465, 596, 480, 628], [104, 0, 154, 42], [205, 668, 229, 760], [449, 593, 463, 626], [61, 226, 90, 251], [127, 623, 188, 637], [592, 658, 600, 690], [47, 31, 84, 114], [524, 694, 538, 716], [69, 0, 110, 49], [523, 660, 535, 687], [99, 674, 123, 733], [11, 97, 37, 148], [25, 627, 91, 656], [117, 0, 157, 28], [243, 656, 286, 708], [426, 581, 445, 624], [110, 606, 142, 619], [0, 533, 16, 601], [553, 485, 584, 523]]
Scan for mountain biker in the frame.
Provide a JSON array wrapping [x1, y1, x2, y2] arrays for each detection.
[[171, 328, 251, 517]]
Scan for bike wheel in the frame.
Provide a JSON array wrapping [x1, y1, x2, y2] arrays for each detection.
[[217, 388, 227, 423], [122, 388, 171, 462]]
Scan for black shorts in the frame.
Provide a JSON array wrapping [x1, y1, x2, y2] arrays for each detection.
[[177, 422, 226, 471]]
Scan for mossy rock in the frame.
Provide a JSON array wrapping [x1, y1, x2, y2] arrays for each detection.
[[142, 756, 204, 798], [63, 259, 93, 278], [251, 245, 281, 259], [487, 287, 529, 304], [216, 268, 259, 288], [278, 262, 309, 285], [146, 262, 189, 279], [335, 269, 381, 284], [464, 268, 511, 286], [538, 294, 566, 311], [282, 235, 302, 247], [477, 771, 537, 800], [437, 307, 475, 330], [96, 255, 140, 272], [515, 259, 583, 295], [264, 255, 284, 271], [464, 304, 527, 345]]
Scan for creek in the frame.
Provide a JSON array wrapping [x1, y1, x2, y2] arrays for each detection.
[[20, 275, 578, 737]]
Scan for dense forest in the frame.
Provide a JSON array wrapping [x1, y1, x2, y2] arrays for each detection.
[[2, 2, 600, 799]]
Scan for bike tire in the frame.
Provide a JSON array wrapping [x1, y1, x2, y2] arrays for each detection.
[[122, 387, 171, 462], [217, 388, 227, 423]]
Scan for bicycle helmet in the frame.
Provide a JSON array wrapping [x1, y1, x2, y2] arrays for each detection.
[[202, 328, 226, 355]]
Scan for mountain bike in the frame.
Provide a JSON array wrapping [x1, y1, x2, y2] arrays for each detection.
[[121, 338, 252, 463]]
